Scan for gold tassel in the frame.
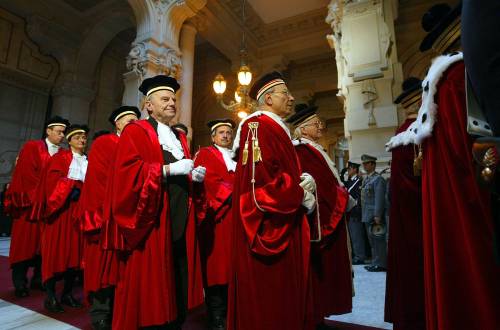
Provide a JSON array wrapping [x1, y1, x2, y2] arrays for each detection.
[[413, 144, 423, 176], [242, 140, 249, 165], [253, 138, 262, 163]]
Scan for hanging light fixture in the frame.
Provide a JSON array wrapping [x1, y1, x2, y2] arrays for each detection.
[[212, 0, 256, 116]]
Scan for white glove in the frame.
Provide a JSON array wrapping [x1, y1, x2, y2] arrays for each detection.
[[191, 166, 206, 183], [346, 195, 357, 212], [299, 173, 316, 193], [302, 189, 316, 214], [167, 159, 194, 176]]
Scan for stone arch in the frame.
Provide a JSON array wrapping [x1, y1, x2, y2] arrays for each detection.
[[74, 10, 136, 88]]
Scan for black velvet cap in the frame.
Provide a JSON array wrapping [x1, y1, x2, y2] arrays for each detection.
[[286, 103, 319, 127], [66, 124, 89, 141], [139, 75, 180, 96], [108, 106, 141, 125], [207, 119, 236, 133], [420, 3, 462, 52], [394, 77, 423, 104], [249, 71, 286, 100], [45, 116, 70, 130]]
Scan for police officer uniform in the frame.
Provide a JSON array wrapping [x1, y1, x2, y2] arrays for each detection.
[[360, 154, 387, 271]]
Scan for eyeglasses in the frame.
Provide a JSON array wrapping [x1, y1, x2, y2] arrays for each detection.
[[271, 90, 292, 98], [302, 121, 324, 129]]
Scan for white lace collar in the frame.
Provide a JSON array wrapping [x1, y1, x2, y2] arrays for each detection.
[[215, 144, 236, 172], [157, 121, 185, 160], [67, 152, 88, 182]]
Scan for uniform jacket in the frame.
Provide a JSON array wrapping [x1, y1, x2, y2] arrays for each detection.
[[361, 172, 386, 223], [346, 175, 362, 220]]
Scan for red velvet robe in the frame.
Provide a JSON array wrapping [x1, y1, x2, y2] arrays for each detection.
[[78, 133, 120, 300], [194, 145, 234, 287], [294, 142, 352, 324], [104, 120, 203, 329], [421, 61, 500, 329], [384, 118, 426, 330], [227, 114, 311, 330], [5, 140, 51, 266], [38, 149, 83, 282]]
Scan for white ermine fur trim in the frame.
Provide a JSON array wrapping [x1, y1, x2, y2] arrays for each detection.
[[386, 52, 463, 151]]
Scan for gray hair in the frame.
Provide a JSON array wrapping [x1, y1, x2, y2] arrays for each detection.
[[293, 126, 303, 139], [257, 87, 275, 105]]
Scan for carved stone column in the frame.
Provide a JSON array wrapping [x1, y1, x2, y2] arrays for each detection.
[[177, 23, 197, 134], [123, 0, 207, 111], [51, 77, 96, 124], [326, 0, 403, 165]]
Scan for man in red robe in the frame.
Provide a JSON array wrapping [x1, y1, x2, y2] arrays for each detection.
[[386, 4, 500, 329], [384, 78, 425, 330], [194, 119, 236, 330], [288, 104, 352, 329], [38, 124, 89, 313], [4, 116, 69, 298], [105, 75, 203, 329], [227, 71, 316, 330], [79, 106, 140, 329]]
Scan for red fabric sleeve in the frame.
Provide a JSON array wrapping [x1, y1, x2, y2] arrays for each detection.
[[194, 148, 233, 224], [78, 134, 119, 233], [5, 141, 48, 218], [295, 144, 348, 239], [43, 151, 75, 222], [111, 123, 163, 250], [237, 116, 305, 256]]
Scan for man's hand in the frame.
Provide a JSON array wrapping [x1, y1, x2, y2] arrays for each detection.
[[166, 159, 194, 176], [191, 166, 206, 182], [302, 189, 316, 214], [299, 173, 316, 193]]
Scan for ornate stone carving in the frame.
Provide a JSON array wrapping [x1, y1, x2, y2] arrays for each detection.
[[126, 41, 182, 78]]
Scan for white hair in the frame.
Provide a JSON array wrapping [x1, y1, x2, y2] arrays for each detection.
[[257, 87, 275, 105]]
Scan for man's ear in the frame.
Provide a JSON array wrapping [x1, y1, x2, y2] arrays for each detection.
[[265, 93, 273, 106]]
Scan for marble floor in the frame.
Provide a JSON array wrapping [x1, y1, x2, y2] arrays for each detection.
[[0, 237, 393, 329]]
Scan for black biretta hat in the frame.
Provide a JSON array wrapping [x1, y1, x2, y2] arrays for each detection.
[[249, 71, 286, 100], [45, 116, 70, 130], [394, 77, 423, 107], [207, 119, 236, 133], [66, 124, 89, 141], [419, 3, 462, 52], [108, 106, 141, 125], [139, 75, 180, 96], [286, 103, 319, 127]]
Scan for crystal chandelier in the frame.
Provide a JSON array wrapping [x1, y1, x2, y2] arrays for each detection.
[[212, 0, 256, 119]]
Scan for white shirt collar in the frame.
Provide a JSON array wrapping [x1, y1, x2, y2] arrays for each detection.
[[45, 138, 60, 156], [215, 144, 236, 172]]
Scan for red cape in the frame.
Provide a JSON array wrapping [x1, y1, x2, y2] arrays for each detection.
[[78, 133, 120, 299], [421, 61, 500, 329], [295, 142, 352, 323], [38, 149, 82, 282], [104, 120, 202, 329], [227, 114, 311, 330], [194, 145, 234, 287], [5, 140, 50, 265], [384, 118, 425, 330]]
